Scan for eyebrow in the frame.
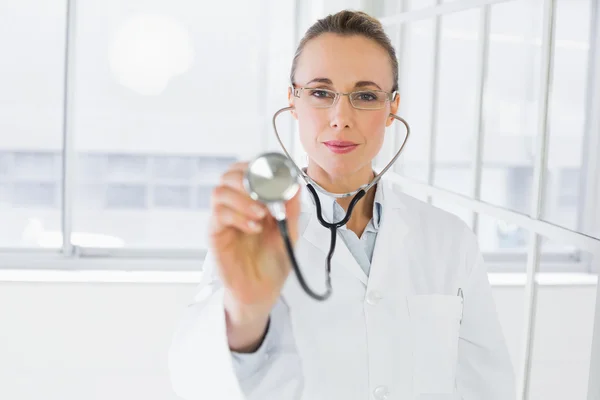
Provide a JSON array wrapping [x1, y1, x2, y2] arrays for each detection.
[[355, 81, 383, 90], [305, 78, 383, 91]]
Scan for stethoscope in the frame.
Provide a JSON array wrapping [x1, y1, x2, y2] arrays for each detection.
[[243, 106, 410, 301]]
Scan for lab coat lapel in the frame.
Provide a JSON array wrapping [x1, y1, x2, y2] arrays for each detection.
[[368, 180, 411, 287], [299, 188, 368, 286]]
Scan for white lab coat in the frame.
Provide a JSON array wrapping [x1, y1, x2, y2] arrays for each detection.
[[168, 180, 515, 400]]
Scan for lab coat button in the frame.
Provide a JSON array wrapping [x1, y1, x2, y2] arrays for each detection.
[[373, 385, 389, 399], [366, 290, 383, 305]]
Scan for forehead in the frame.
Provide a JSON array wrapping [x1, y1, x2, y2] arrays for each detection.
[[294, 33, 394, 90]]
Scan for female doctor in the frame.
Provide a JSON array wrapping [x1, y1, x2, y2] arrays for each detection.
[[169, 10, 515, 400]]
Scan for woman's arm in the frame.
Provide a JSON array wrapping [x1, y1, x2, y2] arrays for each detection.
[[168, 251, 303, 400]]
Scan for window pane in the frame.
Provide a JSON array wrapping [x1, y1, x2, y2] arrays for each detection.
[[0, 183, 10, 207], [12, 182, 58, 208], [106, 155, 147, 181], [397, 18, 435, 181], [12, 152, 61, 180], [433, 9, 480, 195], [0, 153, 11, 177], [153, 185, 191, 208], [405, 0, 436, 11], [106, 184, 147, 209], [0, 1, 66, 248], [478, 213, 530, 253], [152, 156, 194, 180], [529, 241, 597, 399], [483, 250, 527, 379], [197, 157, 236, 184], [371, 0, 403, 18], [196, 185, 213, 209], [542, 0, 593, 238], [78, 154, 106, 182], [71, 0, 268, 249], [76, 184, 104, 209], [481, 0, 544, 214]]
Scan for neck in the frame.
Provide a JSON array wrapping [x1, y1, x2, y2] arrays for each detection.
[[306, 161, 377, 223]]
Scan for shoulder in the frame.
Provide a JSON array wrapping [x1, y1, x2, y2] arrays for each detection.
[[383, 183, 482, 283]]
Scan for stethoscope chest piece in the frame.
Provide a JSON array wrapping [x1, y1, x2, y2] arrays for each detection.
[[244, 152, 300, 221]]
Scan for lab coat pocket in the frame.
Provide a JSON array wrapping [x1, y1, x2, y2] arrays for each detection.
[[407, 294, 463, 395]]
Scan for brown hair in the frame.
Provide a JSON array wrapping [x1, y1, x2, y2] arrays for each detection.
[[290, 10, 398, 92]]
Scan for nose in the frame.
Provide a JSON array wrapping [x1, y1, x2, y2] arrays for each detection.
[[329, 94, 354, 130]]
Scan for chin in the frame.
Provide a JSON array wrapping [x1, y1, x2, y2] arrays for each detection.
[[316, 156, 363, 178]]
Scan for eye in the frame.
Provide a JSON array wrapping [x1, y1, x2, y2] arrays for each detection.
[[308, 89, 334, 99], [355, 91, 378, 101]]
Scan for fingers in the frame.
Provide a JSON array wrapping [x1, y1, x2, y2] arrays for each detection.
[[210, 162, 269, 235], [212, 185, 267, 220], [210, 203, 264, 235], [219, 167, 249, 194]]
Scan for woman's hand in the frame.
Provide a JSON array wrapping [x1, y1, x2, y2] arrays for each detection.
[[209, 161, 301, 351]]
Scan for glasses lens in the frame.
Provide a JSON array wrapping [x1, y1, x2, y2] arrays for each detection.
[[303, 88, 336, 108], [350, 91, 388, 109]]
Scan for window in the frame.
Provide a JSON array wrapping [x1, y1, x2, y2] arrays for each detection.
[[387, 0, 599, 260], [542, 0, 593, 238], [433, 8, 480, 197], [0, 0, 66, 248], [1, 0, 597, 263], [68, 0, 277, 249], [396, 17, 435, 182], [480, 0, 544, 215], [0, 0, 294, 251]]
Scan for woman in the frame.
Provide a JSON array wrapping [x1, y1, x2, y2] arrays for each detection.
[[169, 10, 515, 400]]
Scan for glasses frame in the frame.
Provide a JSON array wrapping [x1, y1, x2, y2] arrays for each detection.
[[291, 85, 398, 110]]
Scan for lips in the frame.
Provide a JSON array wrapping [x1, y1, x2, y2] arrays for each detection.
[[323, 140, 357, 147], [323, 140, 359, 154]]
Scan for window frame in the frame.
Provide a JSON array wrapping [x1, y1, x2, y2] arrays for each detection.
[[0, 0, 596, 271]]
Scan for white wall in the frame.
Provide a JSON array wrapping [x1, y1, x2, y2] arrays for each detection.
[[0, 280, 596, 400]]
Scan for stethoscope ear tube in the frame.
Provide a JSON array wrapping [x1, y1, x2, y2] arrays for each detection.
[[266, 106, 410, 301]]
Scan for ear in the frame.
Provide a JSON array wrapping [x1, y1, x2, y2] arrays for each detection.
[[386, 92, 400, 127], [288, 87, 298, 120]]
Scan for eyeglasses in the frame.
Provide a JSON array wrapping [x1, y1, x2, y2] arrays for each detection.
[[291, 86, 397, 110]]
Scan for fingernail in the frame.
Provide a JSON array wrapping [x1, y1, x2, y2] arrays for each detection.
[[248, 221, 262, 232], [252, 205, 266, 218]]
